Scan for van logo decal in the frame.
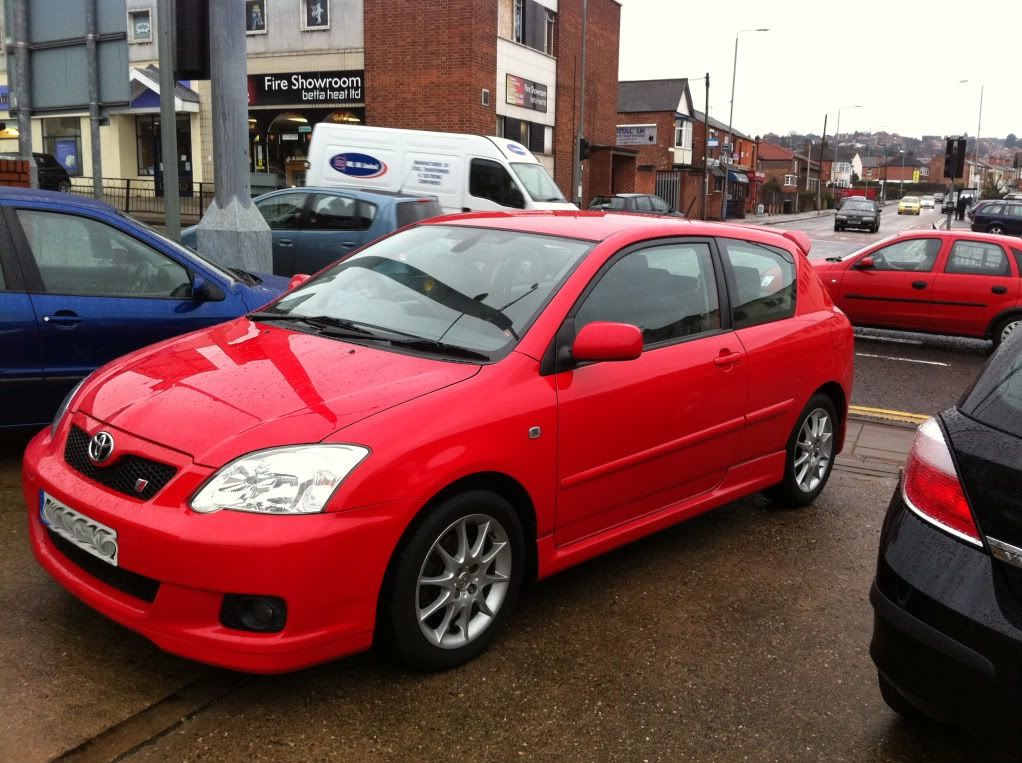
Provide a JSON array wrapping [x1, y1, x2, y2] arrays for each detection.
[[506, 143, 528, 156], [329, 152, 388, 178]]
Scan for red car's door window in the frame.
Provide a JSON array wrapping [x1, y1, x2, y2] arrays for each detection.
[[931, 239, 1018, 338], [555, 242, 746, 545], [839, 238, 941, 332]]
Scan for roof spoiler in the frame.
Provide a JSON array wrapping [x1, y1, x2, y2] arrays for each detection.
[[781, 229, 811, 257]]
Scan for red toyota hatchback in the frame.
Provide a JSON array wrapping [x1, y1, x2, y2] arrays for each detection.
[[813, 229, 1022, 346], [23, 213, 853, 673]]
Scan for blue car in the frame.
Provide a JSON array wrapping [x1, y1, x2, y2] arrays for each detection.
[[181, 187, 443, 277], [0, 187, 288, 428]]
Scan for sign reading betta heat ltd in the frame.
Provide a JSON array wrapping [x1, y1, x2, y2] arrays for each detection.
[[248, 70, 366, 106]]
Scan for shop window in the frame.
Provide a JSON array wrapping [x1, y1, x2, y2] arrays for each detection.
[[42, 118, 83, 177], [136, 114, 192, 177], [128, 9, 152, 43], [245, 1, 267, 34]]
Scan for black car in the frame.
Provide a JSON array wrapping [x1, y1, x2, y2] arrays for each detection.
[[588, 193, 684, 216], [0, 152, 72, 192], [833, 199, 880, 232], [970, 199, 1022, 237], [871, 325, 1022, 753]]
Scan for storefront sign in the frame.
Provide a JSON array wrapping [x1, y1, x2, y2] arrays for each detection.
[[506, 74, 547, 113], [616, 124, 657, 146], [248, 70, 365, 107]]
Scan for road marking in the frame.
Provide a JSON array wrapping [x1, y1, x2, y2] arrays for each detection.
[[855, 352, 949, 367], [849, 405, 930, 425]]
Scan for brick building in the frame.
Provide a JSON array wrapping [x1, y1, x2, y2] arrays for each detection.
[[757, 141, 820, 214], [3, 0, 628, 205], [615, 78, 758, 220]]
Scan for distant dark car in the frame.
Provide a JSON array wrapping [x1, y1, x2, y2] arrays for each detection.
[[836, 194, 881, 213], [834, 199, 880, 232], [934, 192, 946, 204], [182, 187, 443, 277], [0, 152, 72, 192], [588, 193, 684, 216], [970, 199, 1022, 236], [870, 325, 1022, 753]]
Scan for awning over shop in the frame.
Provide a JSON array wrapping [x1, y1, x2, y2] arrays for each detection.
[[709, 165, 726, 178], [124, 66, 200, 113], [728, 170, 749, 184]]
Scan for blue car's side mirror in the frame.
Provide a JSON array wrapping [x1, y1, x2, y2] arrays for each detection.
[[191, 273, 210, 300]]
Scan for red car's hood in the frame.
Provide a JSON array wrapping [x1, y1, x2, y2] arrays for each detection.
[[78, 319, 480, 465]]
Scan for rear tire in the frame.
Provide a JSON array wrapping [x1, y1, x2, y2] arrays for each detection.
[[992, 314, 1022, 349], [765, 393, 838, 508], [381, 490, 525, 670], [989, 224, 1006, 235]]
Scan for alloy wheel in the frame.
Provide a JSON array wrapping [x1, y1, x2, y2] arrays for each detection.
[[1001, 319, 1021, 344], [794, 408, 833, 493], [416, 513, 512, 649], [990, 225, 1005, 235]]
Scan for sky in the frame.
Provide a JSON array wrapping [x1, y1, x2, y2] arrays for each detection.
[[617, 0, 1022, 141]]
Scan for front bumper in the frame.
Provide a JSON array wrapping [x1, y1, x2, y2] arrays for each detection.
[[871, 488, 1022, 749], [22, 420, 417, 673]]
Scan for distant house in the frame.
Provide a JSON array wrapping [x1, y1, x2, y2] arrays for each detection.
[[757, 140, 820, 213]]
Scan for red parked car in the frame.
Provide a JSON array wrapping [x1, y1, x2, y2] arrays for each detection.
[[23, 213, 853, 673], [813, 230, 1022, 346]]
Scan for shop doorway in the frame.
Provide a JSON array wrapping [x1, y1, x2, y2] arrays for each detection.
[[250, 107, 365, 186]]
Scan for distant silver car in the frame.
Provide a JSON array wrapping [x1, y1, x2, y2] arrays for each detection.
[[920, 195, 935, 208]]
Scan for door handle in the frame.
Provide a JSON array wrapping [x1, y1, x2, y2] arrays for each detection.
[[339, 242, 356, 249], [278, 239, 294, 247], [993, 285, 1008, 295], [42, 310, 83, 327], [911, 281, 927, 290], [714, 350, 745, 367]]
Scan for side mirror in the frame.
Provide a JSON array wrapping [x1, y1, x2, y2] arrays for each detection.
[[572, 322, 643, 363], [857, 256, 875, 269], [288, 273, 311, 290], [191, 273, 210, 300]]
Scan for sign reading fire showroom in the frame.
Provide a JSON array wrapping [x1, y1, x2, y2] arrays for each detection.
[[248, 70, 366, 106]]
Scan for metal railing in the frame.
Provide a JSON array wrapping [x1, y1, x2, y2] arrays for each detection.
[[66, 177, 216, 219]]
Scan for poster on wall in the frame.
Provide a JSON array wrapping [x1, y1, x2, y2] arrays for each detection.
[[303, 0, 329, 29], [54, 138, 79, 175], [245, 1, 266, 34], [616, 124, 657, 146]]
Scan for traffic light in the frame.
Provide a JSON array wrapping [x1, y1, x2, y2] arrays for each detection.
[[175, 0, 210, 80], [579, 137, 590, 162], [944, 136, 966, 179]]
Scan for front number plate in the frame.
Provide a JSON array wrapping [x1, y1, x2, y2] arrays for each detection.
[[40, 492, 119, 567]]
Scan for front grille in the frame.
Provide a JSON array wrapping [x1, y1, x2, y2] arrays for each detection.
[[65, 426, 177, 501], [47, 529, 160, 603]]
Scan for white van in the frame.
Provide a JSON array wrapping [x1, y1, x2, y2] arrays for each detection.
[[305, 124, 576, 215]]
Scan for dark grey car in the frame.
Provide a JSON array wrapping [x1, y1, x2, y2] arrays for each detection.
[[834, 199, 880, 233], [588, 193, 685, 216]]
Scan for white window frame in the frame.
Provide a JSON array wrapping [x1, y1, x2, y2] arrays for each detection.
[[783, 174, 797, 187], [127, 9, 152, 43], [301, 0, 331, 31], [543, 9, 556, 56], [513, 0, 524, 43], [674, 121, 693, 151]]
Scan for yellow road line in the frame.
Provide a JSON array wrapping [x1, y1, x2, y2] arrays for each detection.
[[849, 405, 929, 425]]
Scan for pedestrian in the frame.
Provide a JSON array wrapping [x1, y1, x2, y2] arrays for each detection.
[[955, 194, 967, 221]]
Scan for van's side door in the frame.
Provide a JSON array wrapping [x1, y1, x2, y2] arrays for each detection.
[[466, 158, 525, 213]]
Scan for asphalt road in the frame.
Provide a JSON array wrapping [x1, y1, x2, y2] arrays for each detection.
[[0, 428, 1012, 763]]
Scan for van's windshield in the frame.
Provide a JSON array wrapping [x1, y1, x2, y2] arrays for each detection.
[[511, 163, 568, 203]]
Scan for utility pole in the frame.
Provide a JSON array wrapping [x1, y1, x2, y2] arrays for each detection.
[[84, 0, 103, 198], [572, 0, 588, 206], [816, 113, 827, 212], [12, 0, 37, 188], [196, 0, 271, 271], [157, 0, 180, 238], [701, 73, 709, 220]]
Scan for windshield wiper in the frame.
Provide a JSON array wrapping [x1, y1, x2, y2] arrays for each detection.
[[229, 267, 261, 285], [825, 256, 844, 262], [384, 337, 490, 361], [247, 312, 383, 338]]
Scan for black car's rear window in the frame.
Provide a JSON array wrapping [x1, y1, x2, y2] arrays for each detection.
[[960, 334, 1022, 439], [396, 199, 443, 228]]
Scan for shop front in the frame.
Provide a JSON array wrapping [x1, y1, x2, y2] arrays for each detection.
[[248, 69, 366, 186]]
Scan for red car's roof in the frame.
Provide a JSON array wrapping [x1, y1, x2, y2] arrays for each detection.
[[422, 210, 812, 254]]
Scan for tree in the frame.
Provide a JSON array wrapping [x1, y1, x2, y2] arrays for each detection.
[[1006, 133, 1018, 149]]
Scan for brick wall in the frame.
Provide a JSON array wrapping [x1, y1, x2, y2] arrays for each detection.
[[363, 0, 497, 134], [0, 158, 30, 188], [555, 0, 621, 204]]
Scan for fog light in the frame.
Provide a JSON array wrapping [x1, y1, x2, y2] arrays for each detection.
[[220, 594, 287, 633]]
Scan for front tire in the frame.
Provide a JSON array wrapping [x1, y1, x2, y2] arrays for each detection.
[[765, 393, 838, 507], [989, 224, 1006, 235], [382, 490, 525, 670]]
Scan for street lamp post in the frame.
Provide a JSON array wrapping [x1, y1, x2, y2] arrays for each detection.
[[722, 27, 768, 219], [899, 147, 906, 197], [958, 80, 984, 190], [832, 105, 860, 188]]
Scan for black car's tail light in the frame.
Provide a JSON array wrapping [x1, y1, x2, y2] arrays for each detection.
[[902, 418, 982, 547]]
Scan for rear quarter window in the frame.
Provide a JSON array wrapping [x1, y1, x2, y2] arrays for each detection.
[[396, 199, 443, 228], [960, 334, 1022, 439], [718, 239, 796, 328]]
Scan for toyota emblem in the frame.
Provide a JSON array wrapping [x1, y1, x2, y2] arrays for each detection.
[[87, 431, 115, 464]]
